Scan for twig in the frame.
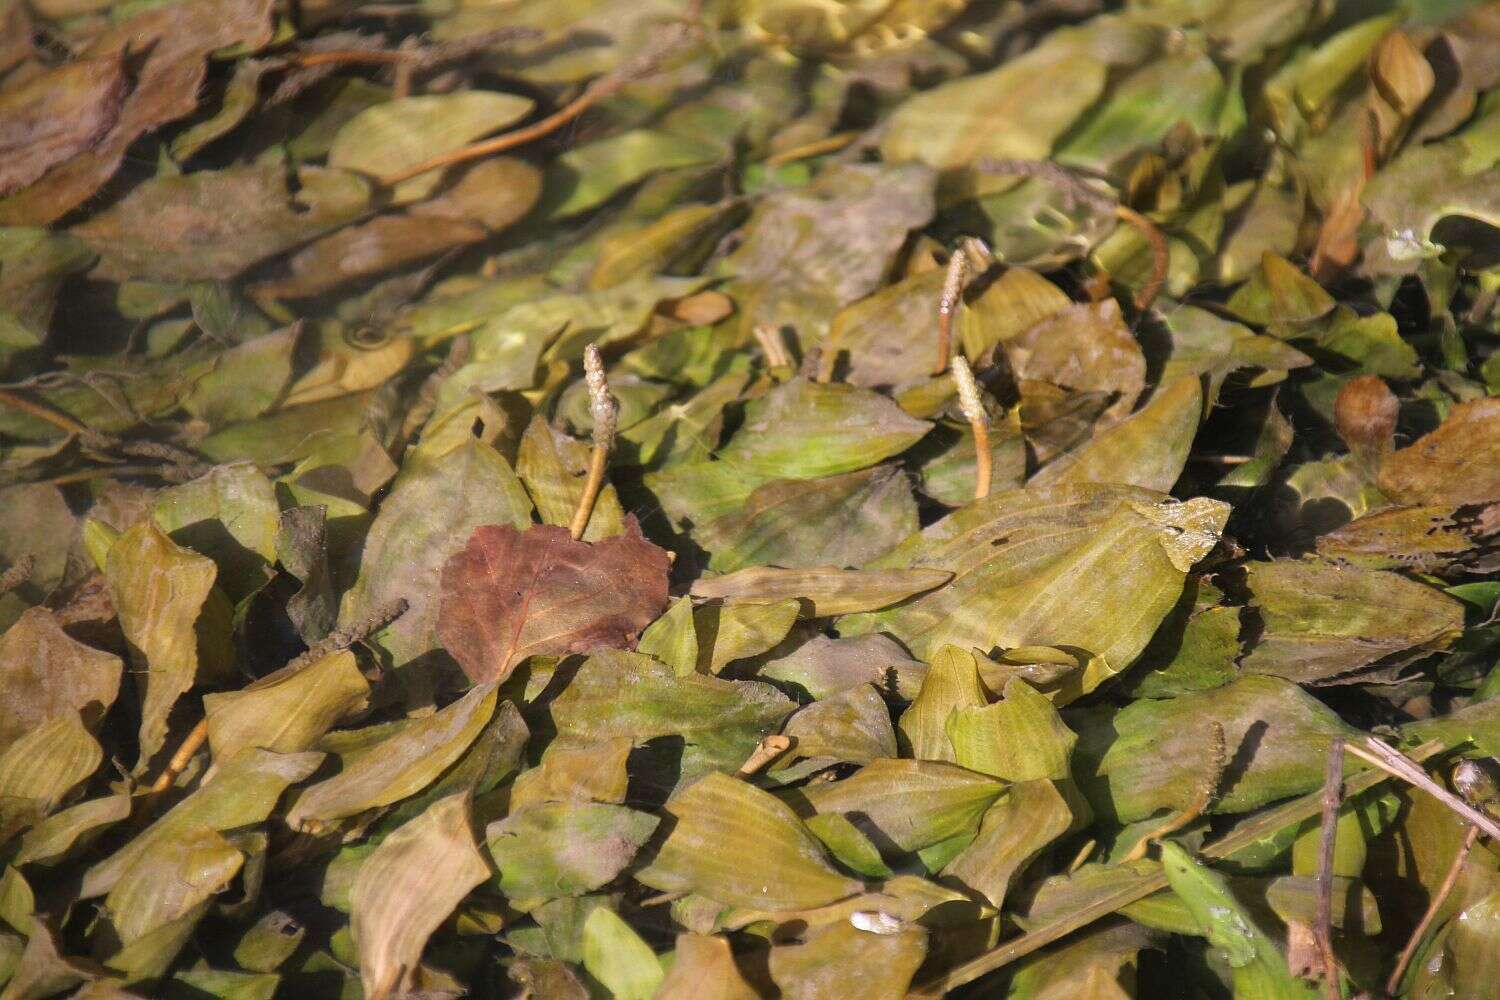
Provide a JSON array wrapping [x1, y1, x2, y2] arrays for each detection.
[[1113, 205, 1169, 312], [285, 49, 414, 68], [143, 597, 410, 806], [283, 596, 411, 674], [0, 554, 33, 597], [1314, 738, 1344, 1000], [0, 387, 104, 445], [950, 357, 991, 500], [737, 735, 792, 777], [380, 24, 692, 187], [1388, 761, 1500, 992], [397, 335, 471, 448], [932, 247, 970, 376], [147, 719, 208, 795], [569, 345, 617, 541], [1386, 824, 1477, 995], [1343, 738, 1500, 841]]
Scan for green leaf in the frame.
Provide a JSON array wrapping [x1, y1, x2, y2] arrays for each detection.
[[105, 519, 223, 769], [486, 802, 657, 906], [203, 651, 369, 760], [715, 378, 930, 480], [285, 684, 497, 830], [581, 907, 663, 1000], [328, 91, 534, 204], [1159, 842, 1321, 999], [638, 772, 863, 910], [790, 757, 1004, 856], [948, 677, 1076, 782]]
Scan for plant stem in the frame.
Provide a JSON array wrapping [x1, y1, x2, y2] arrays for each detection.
[[1386, 824, 1477, 995], [1314, 738, 1344, 1000]]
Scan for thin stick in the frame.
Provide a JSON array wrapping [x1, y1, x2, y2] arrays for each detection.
[[145, 597, 410, 803], [737, 735, 792, 777], [381, 26, 690, 188], [283, 596, 410, 675], [950, 357, 990, 499], [1386, 824, 1477, 995], [1343, 738, 1500, 841], [569, 345, 617, 541], [1314, 738, 1344, 1000], [147, 719, 208, 795], [932, 248, 969, 376], [1114, 205, 1168, 312]]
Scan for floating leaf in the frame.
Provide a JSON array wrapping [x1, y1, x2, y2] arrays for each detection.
[[486, 802, 657, 905], [790, 758, 1004, 856], [350, 794, 490, 1000], [203, 651, 369, 760], [1159, 842, 1321, 999], [105, 520, 222, 768], [1241, 559, 1466, 683], [690, 566, 952, 618], [948, 677, 1076, 782], [550, 651, 794, 790], [0, 609, 120, 747], [1379, 397, 1500, 505], [339, 437, 533, 684], [849, 488, 1229, 691], [655, 933, 759, 1000], [942, 779, 1074, 909], [437, 520, 669, 685], [638, 773, 863, 910], [580, 907, 663, 1000], [768, 917, 926, 1000], [285, 684, 495, 829], [692, 599, 800, 674]]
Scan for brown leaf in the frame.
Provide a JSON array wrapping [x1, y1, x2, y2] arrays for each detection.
[[0, 0, 276, 226], [1379, 397, 1500, 505], [437, 518, 670, 684], [0, 56, 128, 197], [0, 608, 122, 747], [1004, 300, 1146, 427]]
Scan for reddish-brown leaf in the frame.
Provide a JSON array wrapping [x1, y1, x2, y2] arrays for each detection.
[[437, 518, 671, 684], [0, 0, 275, 226], [0, 55, 128, 197]]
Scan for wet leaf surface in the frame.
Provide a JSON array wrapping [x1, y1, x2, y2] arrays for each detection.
[[4, 1, 1500, 995]]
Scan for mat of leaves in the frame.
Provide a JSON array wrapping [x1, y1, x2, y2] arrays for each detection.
[[3, 0, 1500, 996]]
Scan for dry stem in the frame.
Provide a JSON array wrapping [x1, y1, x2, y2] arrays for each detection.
[[569, 345, 617, 541]]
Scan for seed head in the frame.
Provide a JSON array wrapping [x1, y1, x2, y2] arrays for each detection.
[[950, 355, 986, 428], [583, 344, 618, 450]]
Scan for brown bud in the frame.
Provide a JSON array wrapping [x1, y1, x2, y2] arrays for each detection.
[[1334, 374, 1398, 472]]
